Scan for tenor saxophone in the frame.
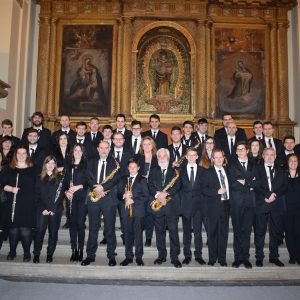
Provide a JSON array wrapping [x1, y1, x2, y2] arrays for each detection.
[[150, 169, 180, 212], [89, 161, 120, 203]]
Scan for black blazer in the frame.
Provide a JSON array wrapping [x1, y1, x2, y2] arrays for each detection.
[[87, 156, 120, 208], [84, 131, 103, 149], [148, 165, 181, 216], [142, 130, 168, 150], [181, 134, 198, 148], [180, 165, 206, 217], [69, 137, 98, 160], [214, 127, 247, 142], [109, 148, 134, 178], [191, 132, 209, 156], [255, 164, 287, 214], [215, 135, 245, 162], [113, 128, 132, 143], [21, 127, 52, 153], [30, 146, 47, 175], [261, 138, 285, 158], [202, 166, 230, 217], [117, 175, 149, 217], [51, 129, 76, 146], [228, 159, 258, 208], [134, 153, 158, 178], [295, 144, 300, 156], [167, 143, 188, 164]]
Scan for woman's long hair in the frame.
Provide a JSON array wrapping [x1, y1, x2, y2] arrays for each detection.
[[139, 136, 157, 156], [199, 137, 215, 169], [68, 143, 88, 169], [40, 155, 60, 182], [10, 145, 33, 168]]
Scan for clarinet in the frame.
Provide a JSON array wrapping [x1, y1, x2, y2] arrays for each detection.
[[54, 170, 66, 203], [11, 173, 19, 223]]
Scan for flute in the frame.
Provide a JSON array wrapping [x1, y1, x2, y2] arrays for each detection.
[[69, 168, 74, 215], [11, 173, 19, 223]]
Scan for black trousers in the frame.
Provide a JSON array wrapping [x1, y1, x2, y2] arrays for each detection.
[[121, 206, 144, 259], [144, 202, 154, 240], [8, 227, 32, 256], [207, 201, 230, 263], [34, 211, 62, 256], [117, 198, 124, 238], [230, 205, 254, 262], [86, 201, 117, 260], [153, 214, 180, 261], [255, 211, 284, 261], [182, 210, 205, 259], [284, 210, 300, 261], [69, 199, 86, 251]]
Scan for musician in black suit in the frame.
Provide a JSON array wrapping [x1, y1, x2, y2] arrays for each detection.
[[261, 121, 285, 160], [182, 121, 197, 148], [102, 124, 113, 148], [202, 149, 230, 266], [21, 112, 52, 153], [215, 121, 245, 162], [70, 121, 98, 160], [81, 141, 120, 267], [247, 121, 264, 144], [214, 114, 247, 142], [254, 147, 287, 267], [148, 148, 182, 268], [167, 126, 187, 167], [180, 147, 206, 265], [51, 115, 76, 146], [84, 117, 103, 149], [117, 158, 149, 266], [278, 135, 296, 169], [113, 113, 132, 143], [142, 114, 168, 150], [0, 119, 20, 147], [228, 141, 258, 269], [192, 118, 209, 156], [125, 120, 142, 155]]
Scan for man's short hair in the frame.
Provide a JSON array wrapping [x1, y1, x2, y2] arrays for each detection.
[[102, 124, 113, 132], [283, 135, 295, 143], [171, 126, 182, 133], [198, 118, 208, 125], [1, 119, 13, 127], [149, 114, 160, 122], [116, 113, 126, 121], [76, 121, 87, 128], [27, 128, 39, 136], [253, 120, 263, 127], [263, 121, 273, 127], [131, 120, 142, 127], [31, 112, 44, 121], [183, 120, 194, 127]]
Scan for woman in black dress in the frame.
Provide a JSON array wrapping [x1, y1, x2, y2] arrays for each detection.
[[2, 146, 36, 261], [199, 136, 215, 168], [284, 154, 300, 264], [248, 139, 263, 165], [65, 144, 90, 262], [0, 136, 14, 170], [33, 155, 67, 263]]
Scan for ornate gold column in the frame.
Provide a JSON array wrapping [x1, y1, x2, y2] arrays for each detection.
[[206, 21, 213, 119], [36, 15, 51, 113], [196, 19, 206, 117], [121, 17, 133, 116]]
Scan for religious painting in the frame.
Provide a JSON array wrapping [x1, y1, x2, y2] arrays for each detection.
[[215, 28, 265, 118], [136, 27, 191, 114], [59, 25, 113, 117]]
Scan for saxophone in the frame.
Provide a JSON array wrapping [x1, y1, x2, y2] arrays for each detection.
[[174, 140, 201, 168], [89, 161, 120, 203], [150, 169, 180, 212]]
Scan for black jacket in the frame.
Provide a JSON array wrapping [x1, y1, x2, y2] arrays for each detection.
[[214, 127, 247, 142], [142, 130, 168, 150]]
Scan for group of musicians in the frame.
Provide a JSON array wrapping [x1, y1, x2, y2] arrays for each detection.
[[0, 111, 299, 269]]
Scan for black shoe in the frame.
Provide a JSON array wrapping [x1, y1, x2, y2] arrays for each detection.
[[256, 260, 263, 267], [136, 258, 144, 266], [23, 254, 31, 262], [6, 252, 16, 261], [120, 258, 133, 266], [144, 239, 151, 247], [232, 260, 241, 268], [219, 261, 227, 267], [100, 238, 107, 245], [243, 261, 252, 269], [70, 249, 78, 262], [182, 257, 191, 265], [195, 257, 206, 265], [62, 222, 70, 229], [269, 258, 284, 267], [78, 250, 83, 262], [154, 257, 166, 265], [289, 259, 296, 264], [81, 257, 95, 266], [296, 259, 300, 265], [46, 255, 53, 263], [171, 259, 182, 268], [33, 255, 40, 264], [108, 257, 116, 267], [208, 261, 215, 266]]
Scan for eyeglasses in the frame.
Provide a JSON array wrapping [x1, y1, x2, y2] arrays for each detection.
[[236, 148, 246, 151]]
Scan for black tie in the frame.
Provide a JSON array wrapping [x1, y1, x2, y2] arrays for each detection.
[[174, 146, 180, 161], [99, 161, 106, 183], [230, 138, 234, 154], [63, 130, 68, 134], [133, 138, 138, 154], [219, 170, 228, 200], [241, 161, 247, 171], [268, 165, 274, 191], [92, 133, 96, 141], [30, 148, 35, 157], [153, 132, 157, 140], [184, 138, 190, 147], [161, 169, 166, 186], [268, 139, 272, 148], [258, 136, 262, 140], [201, 136, 205, 144], [129, 176, 134, 185], [190, 166, 195, 188], [116, 151, 120, 162]]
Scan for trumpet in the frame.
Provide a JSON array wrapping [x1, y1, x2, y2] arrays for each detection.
[[124, 177, 133, 218], [89, 161, 120, 203], [150, 169, 180, 212]]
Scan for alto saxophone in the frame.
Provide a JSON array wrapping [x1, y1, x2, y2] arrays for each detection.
[[150, 169, 180, 212], [89, 161, 120, 203], [174, 139, 201, 168], [124, 177, 133, 218]]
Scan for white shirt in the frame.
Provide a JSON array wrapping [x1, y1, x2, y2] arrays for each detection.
[[264, 137, 276, 151], [256, 135, 263, 140], [29, 144, 38, 154], [173, 143, 183, 161], [61, 128, 70, 134], [151, 129, 159, 137], [114, 147, 123, 160], [131, 136, 141, 154], [117, 128, 125, 135], [197, 131, 206, 142], [33, 126, 43, 131], [238, 159, 248, 170], [187, 163, 197, 182], [97, 159, 107, 183], [76, 136, 85, 144], [264, 163, 275, 192], [285, 150, 294, 156], [90, 132, 98, 139], [214, 166, 229, 201], [128, 174, 137, 186], [227, 135, 236, 153]]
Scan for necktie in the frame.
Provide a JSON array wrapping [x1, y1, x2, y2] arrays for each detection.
[[174, 146, 180, 161], [184, 138, 190, 146], [219, 170, 228, 200], [258, 136, 262, 140], [201, 136, 205, 144], [116, 151, 120, 162], [161, 169, 166, 186], [268, 165, 274, 191], [30, 148, 35, 157], [241, 161, 247, 171], [230, 138, 234, 154], [153, 131, 157, 140], [92, 133, 96, 141], [129, 176, 134, 185], [63, 130, 68, 134], [190, 166, 195, 188], [133, 138, 138, 154], [268, 138, 272, 148], [99, 161, 106, 183]]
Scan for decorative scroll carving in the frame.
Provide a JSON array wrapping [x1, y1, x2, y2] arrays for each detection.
[[0, 80, 10, 99]]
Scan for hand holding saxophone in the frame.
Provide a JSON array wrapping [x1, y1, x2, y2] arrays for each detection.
[[156, 191, 168, 206]]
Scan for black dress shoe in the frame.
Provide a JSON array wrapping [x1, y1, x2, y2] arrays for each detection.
[[154, 257, 166, 265], [78, 250, 83, 262], [100, 238, 107, 245], [296, 259, 300, 265], [136, 258, 144, 266], [256, 260, 263, 267], [120, 258, 133, 266], [269, 258, 284, 267], [70, 249, 78, 262], [232, 260, 241, 268], [144, 239, 151, 247], [23, 254, 31, 262], [46, 255, 53, 263], [108, 257, 116, 266], [182, 257, 191, 265], [219, 261, 227, 267], [208, 261, 215, 266], [195, 257, 206, 265], [81, 257, 95, 266], [6, 252, 16, 261], [289, 259, 296, 264], [171, 259, 182, 268], [243, 261, 252, 269], [33, 255, 40, 264]]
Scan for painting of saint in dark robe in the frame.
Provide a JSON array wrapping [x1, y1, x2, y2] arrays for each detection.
[[59, 25, 113, 116]]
